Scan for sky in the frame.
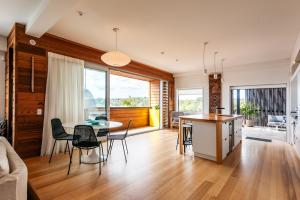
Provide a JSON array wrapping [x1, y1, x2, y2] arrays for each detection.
[[84, 68, 150, 99], [232, 89, 246, 100]]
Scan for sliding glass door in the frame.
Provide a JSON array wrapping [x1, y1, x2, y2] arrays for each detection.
[[231, 87, 286, 127], [84, 67, 107, 120]]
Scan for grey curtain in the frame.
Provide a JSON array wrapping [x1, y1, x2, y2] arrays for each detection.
[[245, 88, 286, 126]]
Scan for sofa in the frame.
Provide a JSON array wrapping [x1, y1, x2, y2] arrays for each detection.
[[0, 137, 28, 200], [267, 115, 286, 129]]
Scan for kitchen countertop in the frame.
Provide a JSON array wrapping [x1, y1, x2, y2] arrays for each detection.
[[179, 113, 243, 123]]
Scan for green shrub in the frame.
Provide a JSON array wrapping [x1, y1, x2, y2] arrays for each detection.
[[240, 102, 259, 119]]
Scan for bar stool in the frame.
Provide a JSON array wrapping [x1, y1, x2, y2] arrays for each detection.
[[176, 123, 193, 153]]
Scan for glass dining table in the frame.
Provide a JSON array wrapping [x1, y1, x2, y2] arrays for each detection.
[[62, 120, 123, 163]]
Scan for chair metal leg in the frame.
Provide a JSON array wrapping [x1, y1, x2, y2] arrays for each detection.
[[49, 140, 57, 163], [87, 149, 89, 155], [108, 140, 114, 155], [67, 147, 74, 175], [64, 141, 68, 154], [98, 145, 102, 175], [67, 141, 71, 156], [106, 138, 109, 161], [108, 140, 112, 155], [121, 140, 127, 162], [124, 139, 128, 154], [100, 142, 105, 163], [79, 148, 82, 164]]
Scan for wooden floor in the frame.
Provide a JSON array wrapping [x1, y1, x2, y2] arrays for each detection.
[[25, 129, 300, 200], [112, 126, 159, 136]]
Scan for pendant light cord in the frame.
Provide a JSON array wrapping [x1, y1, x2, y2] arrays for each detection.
[[214, 51, 218, 73], [221, 58, 225, 74], [203, 42, 208, 70], [113, 27, 119, 51], [115, 29, 118, 51]]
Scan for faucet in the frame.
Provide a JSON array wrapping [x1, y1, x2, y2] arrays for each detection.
[[215, 107, 225, 115]]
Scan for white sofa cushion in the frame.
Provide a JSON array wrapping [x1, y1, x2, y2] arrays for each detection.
[[0, 141, 9, 178], [0, 137, 28, 200]]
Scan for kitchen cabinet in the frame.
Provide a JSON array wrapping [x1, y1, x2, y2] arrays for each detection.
[[233, 118, 243, 149], [179, 114, 243, 163], [222, 122, 229, 159]]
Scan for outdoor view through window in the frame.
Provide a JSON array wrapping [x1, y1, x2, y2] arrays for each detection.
[[84, 68, 106, 119], [177, 89, 203, 112], [110, 74, 150, 107]]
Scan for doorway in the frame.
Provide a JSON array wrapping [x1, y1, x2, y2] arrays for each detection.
[[230, 85, 287, 141]]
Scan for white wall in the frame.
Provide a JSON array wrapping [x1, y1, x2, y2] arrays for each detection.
[[175, 73, 209, 113], [222, 59, 290, 114], [0, 51, 5, 120], [174, 58, 290, 114], [0, 36, 6, 52], [291, 32, 300, 68]]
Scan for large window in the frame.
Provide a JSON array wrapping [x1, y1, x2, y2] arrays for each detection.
[[84, 68, 107, 119], [110, 74, 150, 107], [231, 89, 246, 114], [177, 89, 203, 112]]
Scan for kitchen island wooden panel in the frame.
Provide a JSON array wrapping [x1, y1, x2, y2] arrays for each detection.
[[179, 114, 243, 163]]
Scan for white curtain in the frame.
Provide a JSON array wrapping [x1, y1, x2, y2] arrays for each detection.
[[41, 52, 84, 156]]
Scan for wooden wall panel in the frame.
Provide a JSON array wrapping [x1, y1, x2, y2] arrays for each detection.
[[14, 46, 47, 157], [14, 24, 174, 82], [110, 107, 149, 131], [6, 23, 175, 157], [150, 80, 160, 107], [168, 80, 175, 127]]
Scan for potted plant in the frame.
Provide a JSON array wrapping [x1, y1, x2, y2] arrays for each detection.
[[150, 105, 160, 127], [240, 102, 259, 127]]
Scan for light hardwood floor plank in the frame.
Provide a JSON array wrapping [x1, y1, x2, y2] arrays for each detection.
[[25, 129, 300, 200]]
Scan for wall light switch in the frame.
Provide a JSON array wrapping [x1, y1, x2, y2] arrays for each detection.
[[37, 108, 43, 115]]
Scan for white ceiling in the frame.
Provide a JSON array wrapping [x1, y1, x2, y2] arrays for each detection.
[[0, 0, 41, 35], [1, 0, 300, 74]]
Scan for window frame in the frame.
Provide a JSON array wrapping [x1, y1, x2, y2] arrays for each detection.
[[84, 62, 109, 118], [176, 88, 204, 113]]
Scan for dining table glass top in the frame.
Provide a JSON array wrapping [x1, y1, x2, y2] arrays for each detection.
[[62, 120, 123, 130]]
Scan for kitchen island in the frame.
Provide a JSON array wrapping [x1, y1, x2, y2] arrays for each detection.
[[179, 114, 243, 163]]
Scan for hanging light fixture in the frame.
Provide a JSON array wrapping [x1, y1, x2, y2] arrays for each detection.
[[221, 58, 225, 82], [202, 42, 208, 75], [101, 28, 131, 67], [213, 51, 218, 79]]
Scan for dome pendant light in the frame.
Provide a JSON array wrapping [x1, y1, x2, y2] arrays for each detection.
[[101, 28, 131, 67], [202, 42, 208, 75], [213, 51, 218, 79]]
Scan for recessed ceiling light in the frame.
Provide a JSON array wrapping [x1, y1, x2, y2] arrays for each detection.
[[77, 10, 84, 16], [29, 39, 36, 46]]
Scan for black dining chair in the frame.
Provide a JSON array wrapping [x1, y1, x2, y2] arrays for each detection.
[[107, 120, 132, 162], [95, 115, 110, 161], [95, 115, 110, 137], [49, 118, 75, 163], [68, 125, 104, 175]]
